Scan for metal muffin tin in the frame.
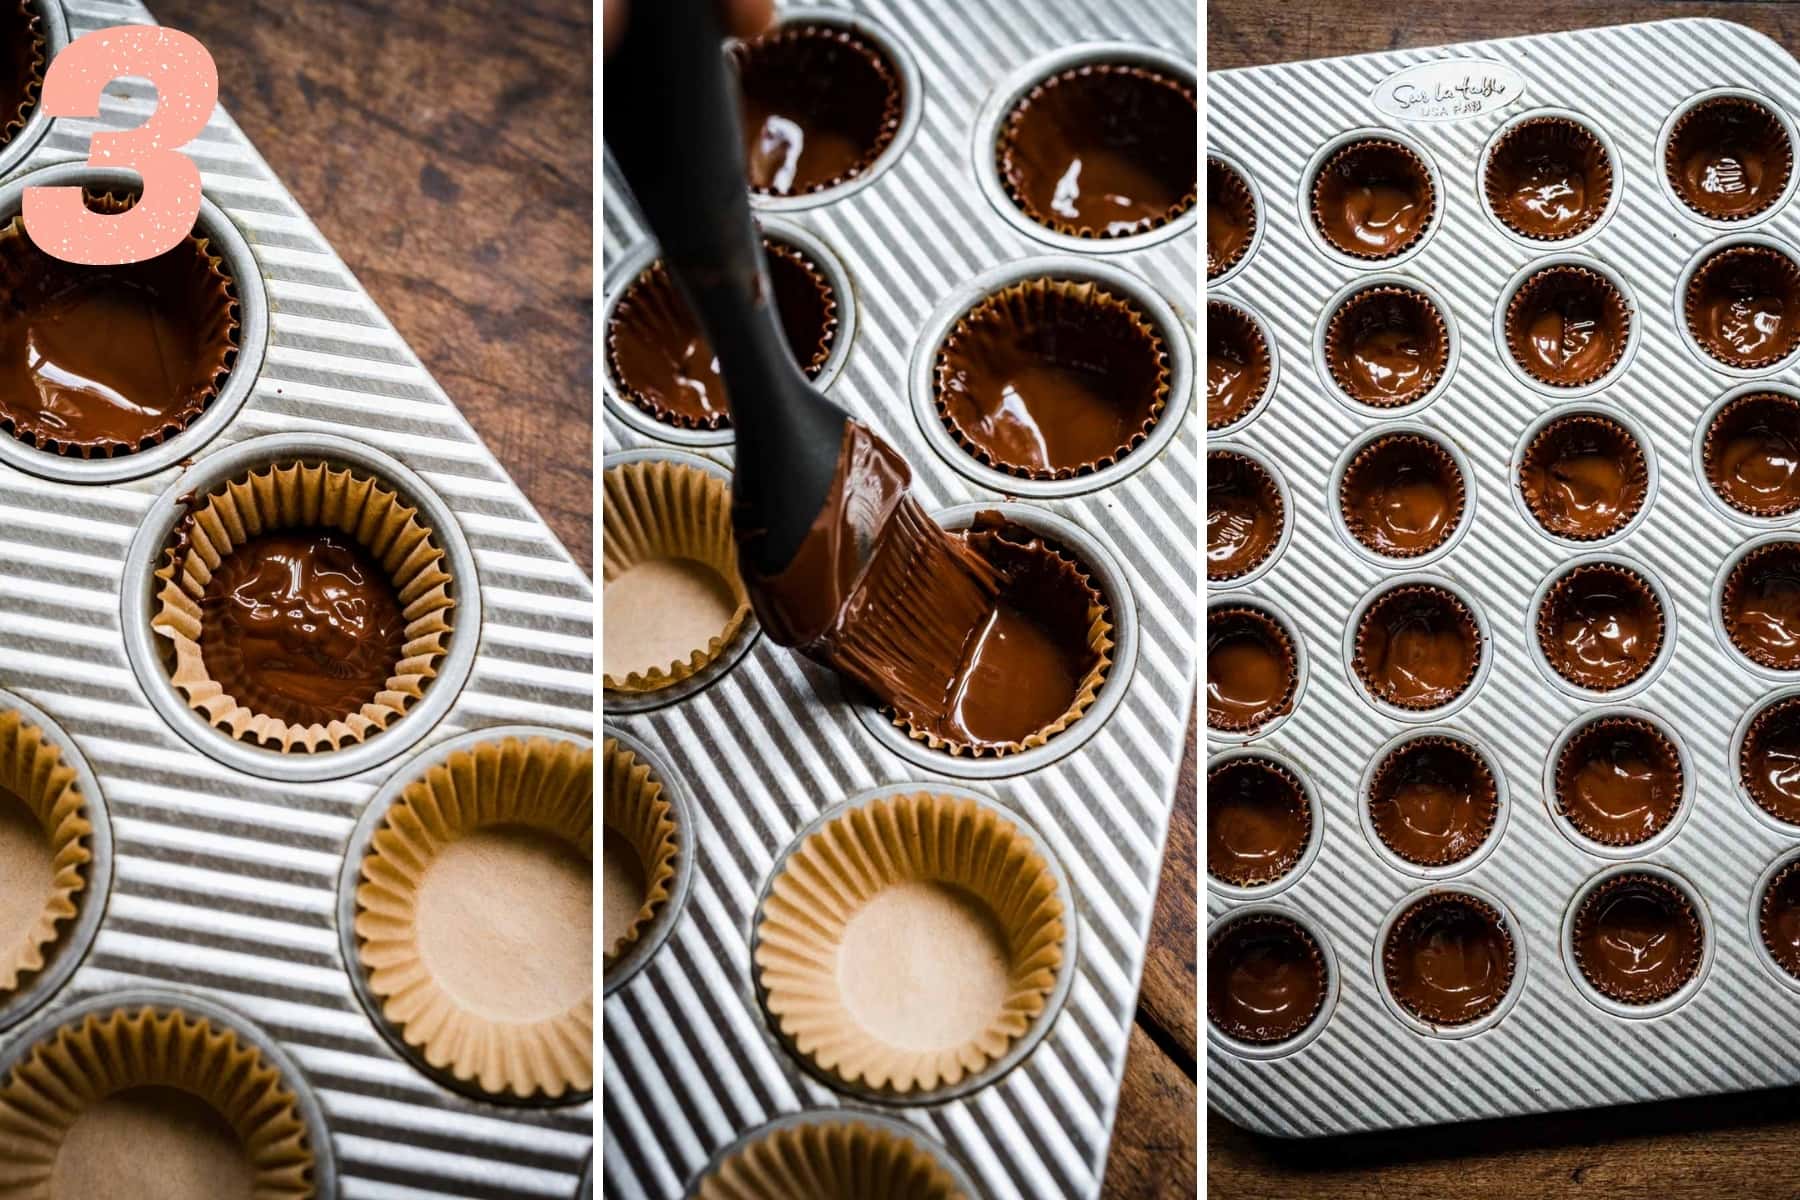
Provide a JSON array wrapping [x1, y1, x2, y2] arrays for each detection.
[[1212, 18, 1800, 1137], [0, 0, 594, 1193], [602, 0, 1197, 1194]]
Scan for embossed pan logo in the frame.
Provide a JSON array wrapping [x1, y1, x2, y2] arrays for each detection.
[[1372, 59, 1526, 123]]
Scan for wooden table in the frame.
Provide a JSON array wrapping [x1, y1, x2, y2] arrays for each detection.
[[1209, 3, 1800, 1196]]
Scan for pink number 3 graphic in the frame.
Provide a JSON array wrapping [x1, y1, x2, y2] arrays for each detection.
[[22, 27, 218, 266]]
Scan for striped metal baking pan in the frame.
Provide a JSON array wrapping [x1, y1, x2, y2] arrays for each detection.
[[1210, 18, 1800, 1137], [0, 0, 595, 1194], [600, 0, 1199, 1195]]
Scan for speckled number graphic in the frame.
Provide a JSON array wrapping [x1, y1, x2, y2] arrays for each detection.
[[22, 27, 218, 265]]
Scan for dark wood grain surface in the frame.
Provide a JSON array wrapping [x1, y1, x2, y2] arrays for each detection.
[[1209, 3, 1800, 1196]]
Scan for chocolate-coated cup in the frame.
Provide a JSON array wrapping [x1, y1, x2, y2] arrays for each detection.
[[1704, 392, 1800, 517], [1666, 95, 1793, 221], [1505, 264, 1629, 388], [1207, 605, 1296, 733], [1323, 285, 1448, 408], [1207, 300, 1270, 431], [1685, 245, 1800, 368], [1741, 695, 1800, 823], [1207, 451, 1282, 581], [0, 0, 44, 154], [1383, 893, 1515, 1026], [1208, 156, 1256, 278], [1352, 584, 1480, 711], [1207, 756, 1309, 888], [1572, 872, 1702, 1004], [999, 63, 1197, 240], [1338, 433, 1464, 558], [1519, 412, 1648, 540], [1760, 859, 1800, 980], [1207, 912, 1325, 1045], [1310, 138, 1434, 260], [1367, 736, 1497, 867], [1724, 541, 1800, 669], [731, 23, 902, 197], [1484, 116, 1612, 241], [1537, 563, 1663, 690], [1555, 716, 1682, 846]]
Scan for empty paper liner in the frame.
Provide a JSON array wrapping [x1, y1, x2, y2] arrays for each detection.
[[607, 239, 837, 430], [603, 736, 677, 969], [150, 459, 456, 754], [0, 191, 239, 459], [1367, 736, 1497, 867], [0, 0, 43, 152], [0, 1004, 316, 1198], [1505, 264, 1629, 387], [998, 63, 1197, 240], [1685, 245, 1800, 368], [1666, 95, 1793, 221], [1555, 716, 1682, 846], [355, 734, 594, 1101], [886, 516, 1112, 757], [695, 1119, 968, 1200], [933, 278, 1169, 479], [1484, 116, 1612, 241], [0, 707, 91, 999], [1310, 138, 1434, 259], [1208, 156, 1255, 278], [754, 790, 1066, 1096], [1323, 285, 1448, 409], [1519, 412, 1648, 540], [1338, 433, 1464, 557], [730, 23, 901, 197], [1722, 541, 1800, 669], [1206, 300, 1269, 431]]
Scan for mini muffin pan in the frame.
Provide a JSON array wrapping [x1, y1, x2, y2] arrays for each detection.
[[602, 1, 1196, 1195], [0, 1, 593, 1193], [1212, 18, 1800, 1137]]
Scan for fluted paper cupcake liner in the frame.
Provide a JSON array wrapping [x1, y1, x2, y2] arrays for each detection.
[[1207, 156, 1256, 278], [602, 460, 751, 692], [1367, 735, 1498, 867], [695, 1118, 968, 1200], [731, 24, 902, 197], [1704, 392, 1800, 515], [934, 278, 1169, 479], [1760, 859, 1800, 979], [0, 0, 44, 152], [1323, 285, 1448, 407], [1206, 449, 1283, 582], [1519, 412, 1649, 539], [1723, 541, 1800, 668], [1536, 562, 1663, 689], [1338, 433, 1464, 555], [1685, 246, 1800, 368], [1207, 912, 1325, 1044], [1206, 755, 1308, 886], [1554, 716, 1681, 846], [603, 736, 677, 968], [1310, 138, 1435, 260], [355, 735, 593, 1100], [1666, 95, 1793, 221], [1207, 299, 1270, 431], [1742, 696, 1800, 823], [1353, 585, 1480, 710], [1505, 264, 1630, 388], [0, 707, 90, 998], [0, 1004, 316, 1197], [1382, 892, 1514, 1025], [1572, 872, 1702, 1004], [1206, 604, 1297, 731], [151, 459, 455, 753], [1483, 116, 1613, 241], [755, 791, 1065, 1096]]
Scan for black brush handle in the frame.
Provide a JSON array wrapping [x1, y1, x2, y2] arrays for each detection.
[[603, 0, 848, 575]]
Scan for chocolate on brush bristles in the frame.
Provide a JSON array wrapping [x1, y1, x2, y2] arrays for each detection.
[[1352, 584, 1480, 710], [1208, 156, 1256, 278], [1323, 284, 1448, 408], [1519, 412, 1648, 540], [1207, 755, 1310, 888], [1554, 715, 1683, 846], [1338, 433, 1464, 558], [1207, 450, 1283, 581], [1382, 892, 1515, 1025], [1704, 391, 1800, 516], [1367, 735, 1497, 867], [1685, 245, 1800, 369], [1206, 604, 1297, 733]]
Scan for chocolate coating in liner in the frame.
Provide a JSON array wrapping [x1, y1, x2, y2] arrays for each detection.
[[1383, 894, 1515, 1026], [1339, 434, 1463, 558], [1353, 585, 1479, 710], [731, 24, 901, 197], [1703, 392, 1800, 516], [1573, 873, 1702, 1004], [1686, 246, 1800, 369], [1208, 913, 1326, 1045], [1311, 139, 1434, 259], [1518, 413, 1647, 540], [1537, 564, 1662, 690], [1207, 606, 1296, 732], [1324, 285, 1447, 408], [1505, 265, 1629, 387], [0, 0, 43, 151], [1207, 451, 1281, 581], [1206, 301, 1269, 431], [1208, 156, 1255, 278], [1368, 736, 1497, 867], [1760, 860, 1800, 979], [1723, 541, 1800, 669], [1666, 96, 1793, 221], [1555, 717, 1682, 846], [1741, 695, 1800, 824], [1484, 117, 1611, 240], [1208, 757, 1309, 888]]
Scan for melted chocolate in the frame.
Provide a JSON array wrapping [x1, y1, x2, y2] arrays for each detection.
[[1704, 392, 1800, 517], [1324, 286, 1446, 407], [1339, 434, 1463, 557], [1556, 718, 1682, 846], [1207, 913, 1326, 1045], [1311, 139, 1434, 259], [1207, 451, 1281, 581], [1000, 64, 1197, 239], [1484, 117, 1611, 240], [1686, 246, 1800, 368], [1506, 265, 1628, 387], [607, 241, 836, 429], [1207, 156, 1255, 278], [1207, 301, 1269, 431], [1519, 413, 1647, 540], [1537, 564, 1662, 690], [1353, 585, 1479, 710], [1741, 696, 1800, 824], [1383, 894, 1514, 1026], [1207, 606, 1295, 733], [731, 25, 900, 196], [1573, 873, 1701, 1004], [1368, 736, 1497, 867], [1760, 860, 1800, 979], [1724, 542, 1800, 669], [199, 530, 405, 727], [1208, 757, 1309, 888], [936, 280, 1164, 477], [0, 0, 42, 150], [1667, 96, 1793, 221]]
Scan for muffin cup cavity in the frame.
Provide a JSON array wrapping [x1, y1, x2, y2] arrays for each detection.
[[1722, 539, 1800, 670], [1207, 754, 1312, 890], [1740, 693, 1800, 826], [1207, 448, 1285, 582], [1704, 391, 1800, 517], [1208, 603, 1298, 734], [1553, 715, 1684, 848], [1684, 244, 1800, 369], [1519, 411, 1649, 541], [1322, 284, 1449, 408], [1484, 115, 1614, 242], [1504, 263, 1631, 389], [1207, 909, 1331, 1052], [1209, 155, 1258, 279], [1665, 93, 1795, 222], [1366, 735, 1499, 869], [1208, 299, 1272, 431], [0, 0, 45, 157], [693, 1112, 976, 1200], [1381, 891, 1517, 1028], [602, 736, 678, 969], [1309, 137, 1436, 261], [1337, 431, 1465, 559], [1535, 562, 1666, 693], [1351, 583, 1483, 713], [1758, 856, 1800, 983], [0, 706, 90, 1002], [1567, 869, 1706, 1011]]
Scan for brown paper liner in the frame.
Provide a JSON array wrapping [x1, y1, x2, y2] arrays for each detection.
[[1483, 116, 1613, 241], [1666, 96, 1794, 221], [1684, 246, 1800, 368], [1208, 156, 1256, 279], [934, 278, 1169, 479], [730, 24, 902, 197], [602, 736, 677, 967], [0, 0, 44, 152], [695, 1119, 968, 1200], [0, 708, 91, 998], [1519, 412, 1649, 540], [355, 735, 593, 1100], [0, 1005, 316, 1197], [1536, 562, 1663, 690], [1207, 300, 1270, 431], [1759, 859, 1800, 979], [1382, 892, 1514, 1025], [1504, 264, 1629, 388], [1206, 449, 1283, 582], [754, 790, 1065, 1096], [1704, 392, 1800, 516], [150, 460, 455, 753], [1207, 911, 1325, 1044], [1554, 716, 1682, 846], [1741, 695, 1800, 823], [1322, 284, 1449, 408], [1310, 138, 1435, 260], [602, 460, 752, 693], [1723, 541, 1800, 669], [0, 192, 240, 459], [1338, 433, 1464, 557], [1206, 755, 1309, 887], [1572, 872, 1702, 1004], [887, 517, 1111, 757], [1353, 585, 1480, 711], [1367, 735, 1498, 867], [1206, 604, 1297, 732]]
